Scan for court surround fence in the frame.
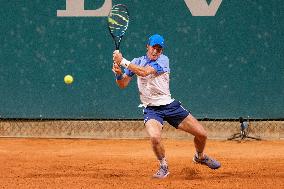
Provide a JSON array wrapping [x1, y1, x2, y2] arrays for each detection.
[[0, 119, 283, 140]]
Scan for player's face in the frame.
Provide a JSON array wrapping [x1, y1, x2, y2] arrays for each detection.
[[147, 45, 163, 60]]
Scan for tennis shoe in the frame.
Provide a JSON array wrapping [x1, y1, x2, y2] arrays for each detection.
[[153, 165, 170, 179], [193, 154, 221, 169]]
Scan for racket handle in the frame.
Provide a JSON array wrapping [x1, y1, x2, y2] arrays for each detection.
[[113, 50, 120, 66], [113, 50, 120, 54]]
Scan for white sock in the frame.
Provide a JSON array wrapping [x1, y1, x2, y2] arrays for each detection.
[[159, 157, 168, 167], [196, 151, 204, 160]]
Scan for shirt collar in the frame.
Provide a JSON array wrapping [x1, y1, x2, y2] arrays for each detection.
[[145, 55, 156, 63]]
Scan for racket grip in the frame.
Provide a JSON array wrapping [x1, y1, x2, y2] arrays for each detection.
[[113, 50, 120, 54]]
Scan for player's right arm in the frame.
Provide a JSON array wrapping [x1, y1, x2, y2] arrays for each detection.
[[112, 63, 132, 89], [113, 51, 156, 77]]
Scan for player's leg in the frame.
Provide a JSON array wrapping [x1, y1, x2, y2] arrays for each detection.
[[145, 119, 165, 159], [178, 114, 207, 156], [178, 115, 221, 169], [145, 119, 169, 178]]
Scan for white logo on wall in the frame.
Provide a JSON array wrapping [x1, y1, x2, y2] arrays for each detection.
[[57, 0, 222, 17], [57, 0, 112, 17], [184, 0, 223, 16]]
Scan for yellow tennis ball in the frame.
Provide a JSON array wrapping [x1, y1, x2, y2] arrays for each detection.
[[64, 75, 73, 84]]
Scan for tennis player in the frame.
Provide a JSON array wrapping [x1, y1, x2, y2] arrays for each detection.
[[112, 34, 221, 179]]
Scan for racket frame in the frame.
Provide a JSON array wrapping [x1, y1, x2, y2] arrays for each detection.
[[107, 4, 129, 50]]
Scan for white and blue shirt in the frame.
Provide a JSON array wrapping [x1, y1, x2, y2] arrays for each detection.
[[124, 54, 174, 107]]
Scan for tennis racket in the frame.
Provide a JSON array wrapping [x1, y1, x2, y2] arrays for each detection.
[[107, 4, 129, 50]]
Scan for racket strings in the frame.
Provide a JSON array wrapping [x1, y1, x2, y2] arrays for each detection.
[[107, 4, 129, 50], [110, 12, 129, 22], [108, 5, 129, 37]]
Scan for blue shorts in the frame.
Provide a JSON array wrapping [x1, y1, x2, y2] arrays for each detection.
[[143, 100, 190, 128]]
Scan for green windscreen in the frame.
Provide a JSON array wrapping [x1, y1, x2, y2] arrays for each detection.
[[0, 0, 283, 119]]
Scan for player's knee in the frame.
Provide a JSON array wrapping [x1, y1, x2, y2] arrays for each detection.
[[198, 130, 207, 141], [150, 136, 161, 146]]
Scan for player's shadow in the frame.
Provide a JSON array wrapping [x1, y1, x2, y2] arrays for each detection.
[[180, 167, 202, 180], [180, 167, 238, 180]]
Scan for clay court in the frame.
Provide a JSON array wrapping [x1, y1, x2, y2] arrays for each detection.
[[0, 138, 283, 189]]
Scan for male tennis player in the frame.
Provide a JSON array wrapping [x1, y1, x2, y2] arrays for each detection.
[[112, 34, 221, 179]]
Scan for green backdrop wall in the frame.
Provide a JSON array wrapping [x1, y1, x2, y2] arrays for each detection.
[[0, 0, 283, 119]]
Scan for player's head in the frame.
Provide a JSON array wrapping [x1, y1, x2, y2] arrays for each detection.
[[148, 34, 165, 48], [146, 34, 165, 60]]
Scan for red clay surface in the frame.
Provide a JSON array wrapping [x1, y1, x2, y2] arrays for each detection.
[[0, 138, 283, 189]]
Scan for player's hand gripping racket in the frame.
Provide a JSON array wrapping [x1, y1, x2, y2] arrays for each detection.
[[107, 4, 129, 51]]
